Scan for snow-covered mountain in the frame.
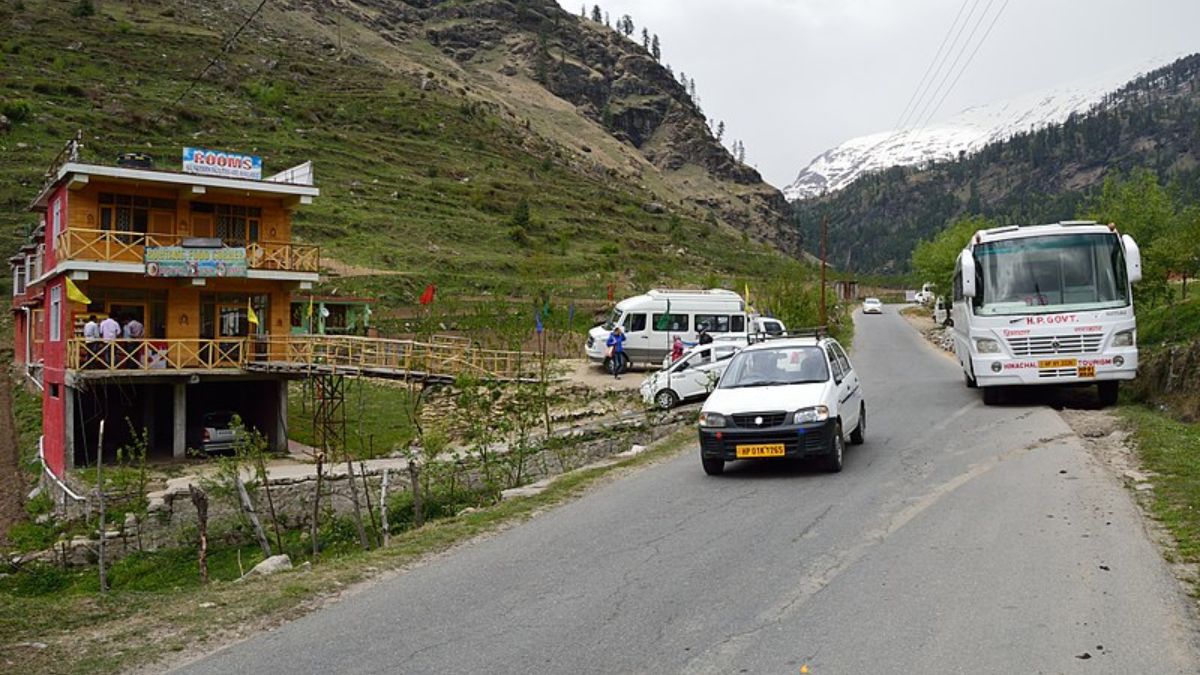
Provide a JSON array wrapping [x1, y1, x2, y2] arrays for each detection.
[[783, 60, 1171, 202]]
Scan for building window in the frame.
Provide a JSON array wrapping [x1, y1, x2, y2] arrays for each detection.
[[192, 202, 261, 245], [99, 193, 176, 240], [52, 198, 62, 239], [49, 383, 60, 399], [13, 267, 23, 296], [49, 285, 62, 342]]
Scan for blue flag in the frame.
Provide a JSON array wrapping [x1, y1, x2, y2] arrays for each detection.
[[535, 311, 544, 334], [568, 302, 576, 323]]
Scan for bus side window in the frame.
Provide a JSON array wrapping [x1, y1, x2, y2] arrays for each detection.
[[624, 313, 647, 332], [731, 315, 746, 333]]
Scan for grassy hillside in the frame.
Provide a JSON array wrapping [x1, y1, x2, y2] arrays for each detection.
[[0, 0, 808, 311]]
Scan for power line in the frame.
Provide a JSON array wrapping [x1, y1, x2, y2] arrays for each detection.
[[893, 0, 974, 131], [166, 0, 271, 112], [908, 0, 991, 131], [916, 0, 1011, 130]]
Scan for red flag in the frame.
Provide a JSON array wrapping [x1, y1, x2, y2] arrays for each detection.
[[419, 284, 436, 305], [606, 284, 614, 301]]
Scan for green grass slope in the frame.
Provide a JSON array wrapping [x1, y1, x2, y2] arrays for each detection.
[[0, 0, 809, 309]]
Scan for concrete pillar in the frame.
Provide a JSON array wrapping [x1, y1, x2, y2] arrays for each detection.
[[275, 379, 288, 453], [64, 386, 75, 470], [173, 382, 186, 459], [143, 387, 155, 456]]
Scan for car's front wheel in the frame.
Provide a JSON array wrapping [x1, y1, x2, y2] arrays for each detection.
[[701, 456, 725, 476], [825, 422, 844, 473], [654, 389, 679, 410]]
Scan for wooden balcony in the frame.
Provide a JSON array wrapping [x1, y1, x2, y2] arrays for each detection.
[[66, 335, 537, 382], [55, 228, 320, 273]]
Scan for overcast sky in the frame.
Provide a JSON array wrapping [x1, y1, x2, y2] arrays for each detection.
[[555, 0, 1200, 188]]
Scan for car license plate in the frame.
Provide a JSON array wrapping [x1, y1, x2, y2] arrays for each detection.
[[736, 443, 786, 458], [1078, 363, 1096, 378], [1038, 358, 1077, 369]]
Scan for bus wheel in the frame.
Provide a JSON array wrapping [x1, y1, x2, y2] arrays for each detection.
[[1097, 381, 1119, 407], [982, 387, 1002, 405]]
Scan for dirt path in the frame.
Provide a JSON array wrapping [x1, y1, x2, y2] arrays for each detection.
[[0, 361, 25, 546]]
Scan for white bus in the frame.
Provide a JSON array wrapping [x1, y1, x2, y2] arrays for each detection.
[[951, 221, 1142, 406], [585, 289, 784, 371]]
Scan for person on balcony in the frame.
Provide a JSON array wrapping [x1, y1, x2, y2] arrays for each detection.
[[99, 314, 121, 368], [123, 314, 145, 368], [82, 314, 100, 369]]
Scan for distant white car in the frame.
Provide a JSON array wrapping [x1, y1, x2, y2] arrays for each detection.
[[698, 335, 865, 475], [862, 298, 883, 314], [641, 342, 740, 409]]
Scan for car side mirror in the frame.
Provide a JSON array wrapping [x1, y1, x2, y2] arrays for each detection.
[[960, 251, 977, 298], [1122, 234, 1142, 284]]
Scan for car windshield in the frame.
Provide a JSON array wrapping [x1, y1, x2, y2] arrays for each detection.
[[604, 309, 621, 331], [973, 233, 1129, 316], [204, 411, 236, 427], [719, 346, 829, 388]]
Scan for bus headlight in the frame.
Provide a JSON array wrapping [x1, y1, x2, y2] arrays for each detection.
[[975, 338, 1001, 354], [1114, 355, 1125, 367], [699, 412, 726, 428], [1112, 330, 1134, 347]]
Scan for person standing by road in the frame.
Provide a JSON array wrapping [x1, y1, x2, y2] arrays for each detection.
[[82, 314, 100, 368], [698, 324, 713, 345], [606, 325, 627, 379]]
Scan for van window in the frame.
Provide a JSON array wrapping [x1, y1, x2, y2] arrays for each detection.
[[695, 314, 731, 333], [825, 347, 843, 380], [763, 320, 783, 336], [831, 342, 852, 374], [652, 313, 689, 332], [731, 315, 746, 332], [623, 313, 647, 332]]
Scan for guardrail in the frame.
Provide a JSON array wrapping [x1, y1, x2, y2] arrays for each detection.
[[55, 228, 320, 273], [67, 338, 250, 371]]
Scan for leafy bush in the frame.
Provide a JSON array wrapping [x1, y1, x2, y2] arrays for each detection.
[[2, 99, 31, 122], [69, 0, 95, 18]]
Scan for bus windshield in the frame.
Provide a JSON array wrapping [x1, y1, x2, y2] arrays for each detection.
[[973, 233, 1129, 316]]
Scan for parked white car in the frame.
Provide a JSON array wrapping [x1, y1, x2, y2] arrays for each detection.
[[697, 334, 865, 475], [862, 297, 883, 314], [640, 342, 741, 409]]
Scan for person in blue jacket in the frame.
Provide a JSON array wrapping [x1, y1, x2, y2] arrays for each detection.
[[606, 325, 627, 379]]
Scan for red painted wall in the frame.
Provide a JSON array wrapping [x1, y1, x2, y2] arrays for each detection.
[[41, 276, 67, 476], [44, 187, 66, 271], [12, 311, 26, 366]]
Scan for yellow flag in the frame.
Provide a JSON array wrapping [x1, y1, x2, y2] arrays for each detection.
[[65, 277, 91, 305], [247, 301, 260, 326], [306, 296, 314, 317]]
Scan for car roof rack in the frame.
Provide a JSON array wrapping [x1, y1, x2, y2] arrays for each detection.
[[747, 326, 828, 345]]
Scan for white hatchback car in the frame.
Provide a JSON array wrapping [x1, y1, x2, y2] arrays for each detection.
[[862, 297, 883, 314], [697, 335, 865, 475], [640, 342, 740, 409]]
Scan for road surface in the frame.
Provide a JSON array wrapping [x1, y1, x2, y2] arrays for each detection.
[[179, 308, 1200, 673]]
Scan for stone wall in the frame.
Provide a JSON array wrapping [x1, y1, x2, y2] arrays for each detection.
[[25, 408, 696, 568]]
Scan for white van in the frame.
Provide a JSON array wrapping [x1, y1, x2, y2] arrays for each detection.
[[640, 342, 741, 409], [586, 289, 775, 370]]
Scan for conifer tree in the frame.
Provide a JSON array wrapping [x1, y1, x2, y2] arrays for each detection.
[[604, 11, 609, 27], [716, 120, 725, 142], [591, 5, 601, 22], [641, 27, 650, 49], [651, 34, 660, 61], [619, 15, 633, 37]]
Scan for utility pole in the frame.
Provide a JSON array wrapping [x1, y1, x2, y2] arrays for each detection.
[[819, 213, 828, 326]]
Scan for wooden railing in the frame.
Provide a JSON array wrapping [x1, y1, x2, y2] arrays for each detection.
[[250, 334, 538, 381], [66, 335, 537, 381], [68, 338, 250, 371], [55, 228, 320, 273]]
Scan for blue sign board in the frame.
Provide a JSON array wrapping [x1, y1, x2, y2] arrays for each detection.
[[182, 147, 262, 180]]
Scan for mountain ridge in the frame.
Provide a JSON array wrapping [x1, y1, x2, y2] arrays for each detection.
[[784, 58, 1175, 202]]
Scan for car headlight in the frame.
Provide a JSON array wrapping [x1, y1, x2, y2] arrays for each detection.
[[975, 338, 1001, 354], [1112, 330, 1134, 347], [793, 406, 829, 424], [698, 412, 726, 428]]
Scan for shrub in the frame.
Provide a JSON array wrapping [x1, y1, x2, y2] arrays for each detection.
[[2, 99, 31, 122], [69, 0, 95, 18]]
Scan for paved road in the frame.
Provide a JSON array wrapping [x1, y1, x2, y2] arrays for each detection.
[[179, 309, 1200, 674]]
